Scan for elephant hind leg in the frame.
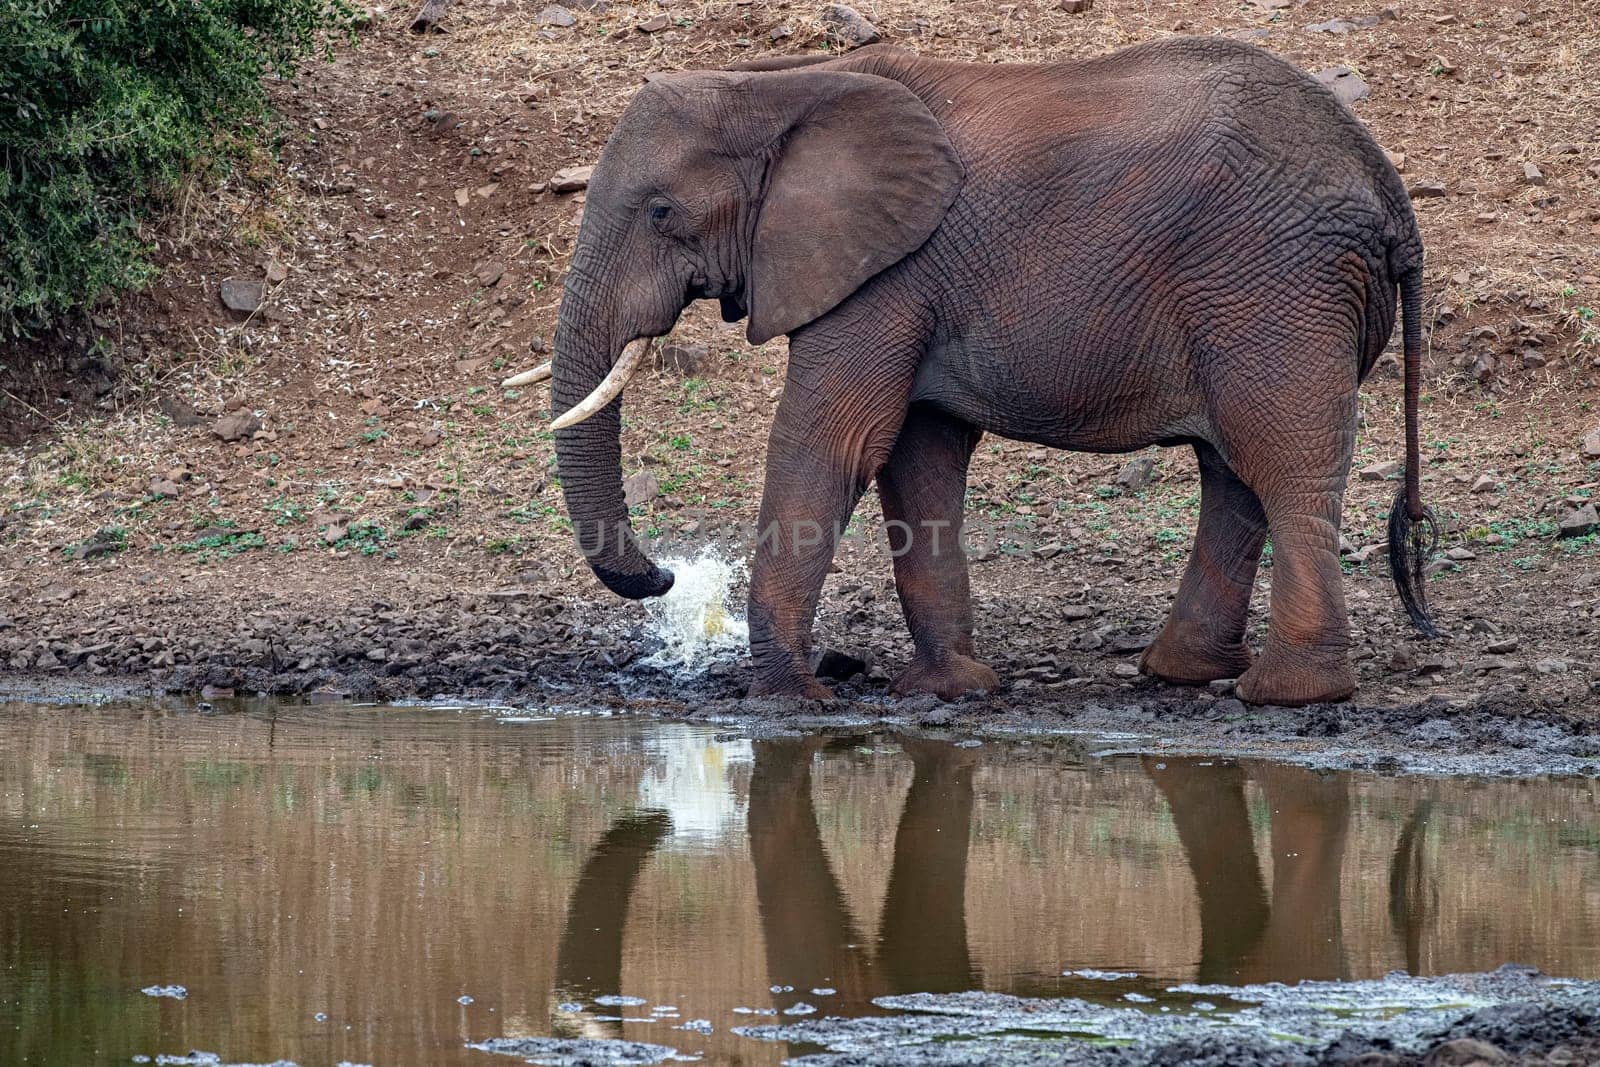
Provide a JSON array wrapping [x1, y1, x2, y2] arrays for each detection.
[[1141, 441, 1265, 687], [1221, 364, 1359, 707], [877, 405, 998, 700]]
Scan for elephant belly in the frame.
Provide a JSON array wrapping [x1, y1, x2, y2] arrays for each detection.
[[910, 329, 1208, 455]]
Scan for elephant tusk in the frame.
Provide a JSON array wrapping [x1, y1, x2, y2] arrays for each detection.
[[502, 361, 552, 388], [550, 337, 653, 431]]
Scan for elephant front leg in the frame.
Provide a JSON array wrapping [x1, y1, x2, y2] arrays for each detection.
[[877, 405, 998, 700], [746, 394, 900, 699]]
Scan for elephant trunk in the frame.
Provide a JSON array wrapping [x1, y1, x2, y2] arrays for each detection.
[[550, 271, 674, 601]]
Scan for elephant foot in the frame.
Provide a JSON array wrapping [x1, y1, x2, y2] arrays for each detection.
[[1235, 645, 1355, 707], [893, 652, 1000, 701], [1139, 623, 1254, 686]]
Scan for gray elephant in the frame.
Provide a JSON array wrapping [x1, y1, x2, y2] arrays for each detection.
[[510, 37, 1439, 707]]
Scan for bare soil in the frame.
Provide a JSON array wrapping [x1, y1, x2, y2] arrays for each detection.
[[3, 0, 1599, 743]]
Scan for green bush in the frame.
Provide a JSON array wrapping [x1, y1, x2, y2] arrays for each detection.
[[0, 0, 356, 336]]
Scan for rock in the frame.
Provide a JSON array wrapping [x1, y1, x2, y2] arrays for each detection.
[[1385, 150, 1407, 172], [1407, 179, 1448, 199], [550, 165, 594, 193], [812, 648, 866, 681], [1471, 474, 1498, 493], [820, 3, 879, 46], [1557, 502, 1597, 538], [71, 527, 125, 561], [1484, 637, 1519, 654], [1034, 541, 1065, 559], [1059, 0, 1093, 11], [1208, 678, 1237, 696], [1061, 604, 1097, 621], [219, 278, 265, 317], [1314, 65, 1370, 106], [322, 521, 349, 545], [1444, 546, 1476, 561], [622, 471, 660, 507], [156, 393, 207, 428], [1111, 661, 1140, 679], [265, 260, 289, 284], [1105, 631, 1152, 655], [1359, 460, 1401, 481], [768, 22, 792, 40], [1415, 654, 1455, 675], [1581, 426, 1600, 458], [38, 583, 79, 604], [149, 478, 182, 499], [1306, 18, 1357, 33], [473, 259, 506, 287], [1115, 454, 1157, 492], [656, 342, 708, 375], [1535, 658, 1569, 675], [212, 409, 261, 442], [1521, 162, 1546, 186], [1422, 1038, 1508, 1066], [537, 4, 575, 26], [635, 13, 670, 32]]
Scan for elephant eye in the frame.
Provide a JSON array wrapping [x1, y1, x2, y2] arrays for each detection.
[[650, 203, 672, 223]]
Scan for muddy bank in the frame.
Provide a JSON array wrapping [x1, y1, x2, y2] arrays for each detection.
[[4, 540, 1599, 775], [731, 968, 1600, 1065]]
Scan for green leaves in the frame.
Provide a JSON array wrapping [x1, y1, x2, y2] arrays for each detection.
[[0, 0, 357, 335]]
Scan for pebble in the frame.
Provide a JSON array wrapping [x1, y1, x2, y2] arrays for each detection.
[[550, 165, 594, 193], [1359, 460, 1401, 481], [1557, 503, 1598, 538], [1314, 66, 1369, 106], [1116, 454, 1157, 491], [820, 3, 879, 45], [212, 410, 261, 442], [219, 278, 264, 316]]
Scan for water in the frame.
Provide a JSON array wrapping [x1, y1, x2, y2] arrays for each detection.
[[1, 699, 1598, 1065], [639, 549, 749, 670]]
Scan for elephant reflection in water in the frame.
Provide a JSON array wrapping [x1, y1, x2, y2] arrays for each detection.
[[548, 737, 980, 1030], [551, 810, 673, 1037], [550, 747, 1433, 1023], [1145, 757, 1351, 983], [1146, 758, 1434, 984], [748, 737, 981, 1013]]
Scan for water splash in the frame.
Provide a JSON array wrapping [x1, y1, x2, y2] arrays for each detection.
[[641, 548, 749, 670]]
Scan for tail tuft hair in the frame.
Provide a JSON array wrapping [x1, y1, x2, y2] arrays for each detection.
[[1386, 485, 1440, 638]]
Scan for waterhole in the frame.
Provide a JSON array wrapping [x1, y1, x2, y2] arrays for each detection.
[[1, 699, 1596, 1065]]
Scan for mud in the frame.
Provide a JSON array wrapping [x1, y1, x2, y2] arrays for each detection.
[[736, 968, 1600, 1066]]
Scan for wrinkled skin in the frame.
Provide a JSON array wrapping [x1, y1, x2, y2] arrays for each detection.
[[548, 37, 1429, 707]]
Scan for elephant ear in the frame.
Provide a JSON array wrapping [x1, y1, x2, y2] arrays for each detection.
[[745, 70, 963, 345]]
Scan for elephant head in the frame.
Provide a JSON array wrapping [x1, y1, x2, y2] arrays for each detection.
[[533, 66, 963, 600]]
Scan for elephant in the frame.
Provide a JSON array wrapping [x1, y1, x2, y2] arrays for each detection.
[[512, 35, 1440, 707]]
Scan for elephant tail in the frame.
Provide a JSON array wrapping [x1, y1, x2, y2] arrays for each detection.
[[1386, 265, 1441, 638]]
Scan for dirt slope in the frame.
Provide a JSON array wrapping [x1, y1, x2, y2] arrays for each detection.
[[1, 0, 1598, 722]]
